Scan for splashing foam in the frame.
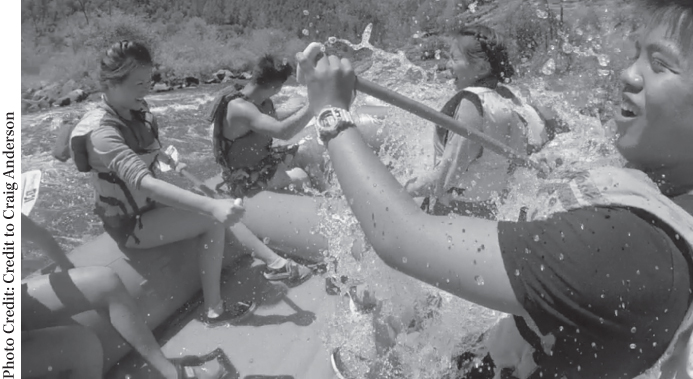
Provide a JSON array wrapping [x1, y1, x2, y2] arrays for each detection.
[[312, 17, 624, 378]]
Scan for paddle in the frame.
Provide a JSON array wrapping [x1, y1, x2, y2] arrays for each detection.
[[296, 42, 547, 175], [159, 145, 327, 273], [21, 170, 42, 216], [354, 78, 545, 173], [158, 146, 220, 199]]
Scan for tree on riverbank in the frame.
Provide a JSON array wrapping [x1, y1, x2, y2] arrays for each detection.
[[22, 0, 637, 121]]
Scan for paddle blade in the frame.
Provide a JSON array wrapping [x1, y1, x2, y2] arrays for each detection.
[[158, 145, 181, 172], [21, 170, 42, 216]]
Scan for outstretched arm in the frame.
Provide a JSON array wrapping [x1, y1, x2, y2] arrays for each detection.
[[90, 127, 244, 226], [298, 54, 525, 316], [21, 214, 74, 271], [229, 101, 314, 140]]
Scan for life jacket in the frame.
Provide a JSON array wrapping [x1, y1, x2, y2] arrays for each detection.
[[487, 166, 693, 379], [208, 87, 276, 171], [432, 85, 547, 204], [63, 99, 161, 235]]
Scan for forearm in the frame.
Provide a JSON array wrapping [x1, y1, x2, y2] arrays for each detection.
[[327, 127, 423, 262], [276, 101, 305, 120], [276, 105, 313, 140], [140, 176, 215, 216], [326, 128, 521, 313]]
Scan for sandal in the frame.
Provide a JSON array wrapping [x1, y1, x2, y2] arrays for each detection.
[[263, 259, 313, 284], [171, 348, 234, 379], [201, 300, 256, 327]]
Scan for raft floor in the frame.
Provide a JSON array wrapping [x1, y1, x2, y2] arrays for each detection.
[[107, 260, 342, 379]]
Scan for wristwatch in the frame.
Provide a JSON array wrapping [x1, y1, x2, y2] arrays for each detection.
[[315, 106, 356, 144]]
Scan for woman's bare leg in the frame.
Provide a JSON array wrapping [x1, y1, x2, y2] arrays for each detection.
[[125, 207, 227, 313], [23, 267, 179, 378]]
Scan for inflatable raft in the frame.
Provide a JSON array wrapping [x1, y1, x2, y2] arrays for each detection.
[[23, 106, 391, 377]]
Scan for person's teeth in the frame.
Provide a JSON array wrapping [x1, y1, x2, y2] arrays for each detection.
[[621, 102, 637, 116]]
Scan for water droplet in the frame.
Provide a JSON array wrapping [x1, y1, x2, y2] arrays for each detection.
[[562, 43, 573, 54], [540, 264, 545, 271], [559, 326, 564, 332], [653, 342, 657, 347], [328, 36, 337, 44], [597, 54, 610, 67], [302, 29, 310, 36], [474, 275, 484, 285], [636, 270, 640, 275], [536, 9, 548, 19], [615, 309, 619, 316], [402, 257, 408, 264], [533, 234, 540, 242], [204, 244, 209, 249], [598, 69, 610, 77], [434, 49, 441, 60], [599, 317, 604, 324], [515, 269, 520, 276], [446, 278, 450, 283], [303, 9, 309, 15], [559, 253, 564, 261], [576, 28, 584, 36], [48, 367, 53, 372], [525, 248, 531, 254], [630, 343, 636, 349], [541, 58, 555, 76], [631, 327, 637, 333], [591, 342, 596, 348], [426, 262, 430, 268], [263, 237, 271, 244]]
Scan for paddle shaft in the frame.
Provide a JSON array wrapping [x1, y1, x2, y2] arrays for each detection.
[[354, 77, 544, 172], [180, 169, 219, 198], [160, 151, 220, 198]]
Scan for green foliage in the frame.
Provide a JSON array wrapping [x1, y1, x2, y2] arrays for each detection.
[[21, 0, 642, 121]]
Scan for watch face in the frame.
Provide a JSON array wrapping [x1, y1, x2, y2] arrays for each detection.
[[319, 109, 338, 129], [322, 113, 337, 128]]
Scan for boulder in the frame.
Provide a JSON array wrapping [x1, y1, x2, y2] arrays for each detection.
[[153, 83, 171, 92], [22, 88, 36, 100], [61, 79, 77, 96], [55, 89, 88, 107], [238, 71, 253, 80], [215, 69, 233, 81], [32, 82, 60, 102], [151, 71, 162, 83], [184, 76, 199, 87], [87, 92, 102, 102], [56, 96, 72, 107]]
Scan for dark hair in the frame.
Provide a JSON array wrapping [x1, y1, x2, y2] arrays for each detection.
[[639, 0, 693, 57], [456, 25, 515, 86], [99, 40, 153, 90], [252, 54, 293, 87]]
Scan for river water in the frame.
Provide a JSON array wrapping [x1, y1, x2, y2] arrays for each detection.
[[21, 17, 627, 377]]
